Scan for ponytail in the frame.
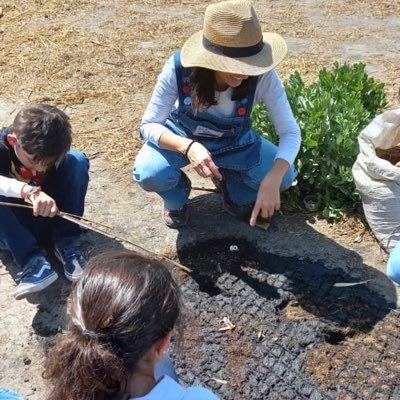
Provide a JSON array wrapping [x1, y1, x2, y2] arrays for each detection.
[[43, 251, 181, 400], [43, 330, 127, 400]]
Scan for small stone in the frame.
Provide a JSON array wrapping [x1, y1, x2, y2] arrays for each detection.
[[23, 356, 31, 365], [0, 7, 3, 18], [229, 245, 239, 252]]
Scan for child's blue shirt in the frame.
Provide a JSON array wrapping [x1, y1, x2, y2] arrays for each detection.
[[132, 375, 219, 400]]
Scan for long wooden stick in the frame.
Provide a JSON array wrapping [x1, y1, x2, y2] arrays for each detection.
[[0, 201, 192, 273]]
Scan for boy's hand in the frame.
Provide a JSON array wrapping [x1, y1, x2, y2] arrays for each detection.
[[26, 190, 59, 218]]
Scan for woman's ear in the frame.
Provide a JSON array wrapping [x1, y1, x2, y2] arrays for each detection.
[[153, 331, 173, 361], [7, 133, 17, 146]]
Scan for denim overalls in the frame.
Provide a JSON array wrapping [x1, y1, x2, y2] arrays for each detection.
[[165, 51, 261, 172], [134, 52, 297, 211]]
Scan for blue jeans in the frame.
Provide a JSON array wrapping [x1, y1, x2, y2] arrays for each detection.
[[0, 150, 89, 268], [387, 242, 400, 285], [133, 137, 297, 210]]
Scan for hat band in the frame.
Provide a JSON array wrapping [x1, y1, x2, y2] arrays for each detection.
[[202, 36, 264, 58]]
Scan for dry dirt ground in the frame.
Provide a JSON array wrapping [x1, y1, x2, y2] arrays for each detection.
[[0, 0, 400, 398]]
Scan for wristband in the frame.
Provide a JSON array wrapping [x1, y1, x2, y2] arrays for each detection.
[[184, 140, 196, 157], [24, 186, 41, 203], [21, 184, 35, 198]]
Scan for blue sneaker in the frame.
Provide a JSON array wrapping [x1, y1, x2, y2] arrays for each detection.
[[14, 255, 58, 300], [54, 241, 86, 282]]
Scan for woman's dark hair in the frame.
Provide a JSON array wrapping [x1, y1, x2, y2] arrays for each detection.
[[190, 67, 257, 113], [12, 104, 72, 162], [43, 250, 182, 400]]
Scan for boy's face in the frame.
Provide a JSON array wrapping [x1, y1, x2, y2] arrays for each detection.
[[7, 133, 55, 172]]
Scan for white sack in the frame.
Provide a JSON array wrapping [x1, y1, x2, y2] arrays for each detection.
[[352, 109, 400, 251]]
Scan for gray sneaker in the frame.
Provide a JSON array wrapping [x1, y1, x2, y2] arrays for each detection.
[[15, 255, 58, 300], [163, 171, 191, 228], [211, 177, 253, 217], [163, 204, 190, 228]]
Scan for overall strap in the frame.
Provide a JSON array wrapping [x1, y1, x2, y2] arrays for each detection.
[[173, 50, 192, 108], [235, 76, 259, 118]]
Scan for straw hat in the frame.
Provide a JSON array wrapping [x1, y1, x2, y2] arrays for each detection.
[[181, 0, 287, 76]]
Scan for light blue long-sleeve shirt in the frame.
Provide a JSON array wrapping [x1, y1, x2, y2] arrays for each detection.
[[131, 375, 219, 400]]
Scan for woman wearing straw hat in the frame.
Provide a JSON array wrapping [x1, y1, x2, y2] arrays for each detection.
[[134, 0, 300, 228]]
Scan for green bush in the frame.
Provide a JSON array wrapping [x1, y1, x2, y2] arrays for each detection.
[[252, 62, 387, 220]]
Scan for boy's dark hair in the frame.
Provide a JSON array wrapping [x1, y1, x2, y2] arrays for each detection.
[[12, 104, 72, 162], [190, 67, 257, 113], [43, 250, 182, 400]]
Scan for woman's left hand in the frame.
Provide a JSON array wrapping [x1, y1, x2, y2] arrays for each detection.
[[249, 175, 281, 227]]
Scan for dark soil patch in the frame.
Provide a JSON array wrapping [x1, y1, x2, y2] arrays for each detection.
[[174, 238, 399, 400]]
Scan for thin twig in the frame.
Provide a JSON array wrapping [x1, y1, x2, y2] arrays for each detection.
[[0, 201, 192, 274], [191, 185, 219, 193]]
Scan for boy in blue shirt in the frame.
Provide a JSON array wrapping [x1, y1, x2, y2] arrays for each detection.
[[0, 104, 89, 300]]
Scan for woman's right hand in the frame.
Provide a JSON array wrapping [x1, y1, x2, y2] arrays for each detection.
[[187, 141, 223, 180]]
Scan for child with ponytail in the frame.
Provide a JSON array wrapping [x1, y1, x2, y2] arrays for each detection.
[[43, 250, 218, 400]]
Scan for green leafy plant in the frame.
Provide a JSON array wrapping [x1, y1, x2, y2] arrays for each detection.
[[252, 62, 387, 220]]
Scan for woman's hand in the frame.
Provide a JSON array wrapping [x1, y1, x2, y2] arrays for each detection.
[[187, 141, 223, 180], [249, 175, 281, 226], [158, 132, 222, 180], [26, 190, 59, 218]]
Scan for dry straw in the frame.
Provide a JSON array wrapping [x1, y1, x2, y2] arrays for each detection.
[[0, 0, 398, 173]]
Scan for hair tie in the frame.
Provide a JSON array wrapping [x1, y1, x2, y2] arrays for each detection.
[[83, 329, 98, 339]]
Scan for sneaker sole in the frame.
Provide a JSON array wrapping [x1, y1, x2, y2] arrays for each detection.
[[164, 215, 190, 229], [163, 206, 190, 228], [14, 272, 59, 300]]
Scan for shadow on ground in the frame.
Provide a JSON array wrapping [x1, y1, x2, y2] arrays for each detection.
[[0, 231, 124, 338], [170, 192, 398, 400]]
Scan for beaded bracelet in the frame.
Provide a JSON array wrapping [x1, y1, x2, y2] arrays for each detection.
[[184, 140, 196, 157]]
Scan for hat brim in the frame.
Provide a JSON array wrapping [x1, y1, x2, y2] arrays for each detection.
[[181, 31, 287, 76]]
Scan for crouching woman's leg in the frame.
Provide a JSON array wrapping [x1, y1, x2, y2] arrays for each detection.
[[133, 142, 190, 227], [226, 136, 297, 207], [387, 242, 400, 285]]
